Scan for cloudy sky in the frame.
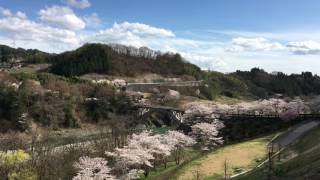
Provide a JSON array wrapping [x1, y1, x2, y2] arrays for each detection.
[[1, 0, 320, 74]]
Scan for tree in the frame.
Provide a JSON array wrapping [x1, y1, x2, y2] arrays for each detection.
[[105, 145, 154, 177], [73, 156, 115, 180], [279, 98, 309, 121], [190, 121, 224, 150], [105, 130, 195, 176], [162, 131, 195, 165], [129, 131, 172, 168], [0, 150, 36, 180]]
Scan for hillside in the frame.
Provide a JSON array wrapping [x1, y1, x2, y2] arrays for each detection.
[[49, 43, 202, 78], [233, 68, 320, 98], [236, 125, 320, 180]]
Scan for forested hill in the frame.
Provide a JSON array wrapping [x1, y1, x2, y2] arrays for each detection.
[[232, 68, 320, 98], [49, 43, 202, 77]]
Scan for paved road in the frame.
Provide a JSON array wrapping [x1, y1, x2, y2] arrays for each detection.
[[273, 121, 320, 147]]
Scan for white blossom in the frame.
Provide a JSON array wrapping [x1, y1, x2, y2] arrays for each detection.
[[73, 156, 115, 180], [190, 121, 224, 149], [162, 130, 196, 150], [105, 130, 195, 176]]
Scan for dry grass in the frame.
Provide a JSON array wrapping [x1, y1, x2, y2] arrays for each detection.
[[177, 136, 272, 180]]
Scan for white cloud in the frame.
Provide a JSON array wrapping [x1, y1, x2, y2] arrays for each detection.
[[83, 13, 101, 28], [89, 22, 175, 47], [0, 7, 26, 19], [39, 6, 85, 30], [0, 8, 80, 52], [107, 22, 175, 38], [0, 7, 12, 16], [226, 37, 284, 52], [63, 0, 91, 9], [181, 52, 228, 71], [287, 41, 320, 55], [16, 11, 27, 19], [210, 29, 320, 42]]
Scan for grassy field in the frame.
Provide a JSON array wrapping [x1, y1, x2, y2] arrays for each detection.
[[175, 134, 275, 180]]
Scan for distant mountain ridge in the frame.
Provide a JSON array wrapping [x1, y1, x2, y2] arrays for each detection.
[[0, 43, 178, 63], [0, 44, 50, 63]]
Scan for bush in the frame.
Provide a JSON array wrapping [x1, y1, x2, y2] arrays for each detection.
[[0, 150, 37, 180]]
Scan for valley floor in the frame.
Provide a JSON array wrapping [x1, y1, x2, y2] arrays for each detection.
[[140, 133, 277, 180], [176, 135, 275, 180]]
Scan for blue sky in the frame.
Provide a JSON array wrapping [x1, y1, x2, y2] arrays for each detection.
[[1, 0, 320, 74]]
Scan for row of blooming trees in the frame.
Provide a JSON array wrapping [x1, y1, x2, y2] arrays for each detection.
[[73, 121, 225, 179], [105, 130, 196, 178], [184, 97, 311, 121]]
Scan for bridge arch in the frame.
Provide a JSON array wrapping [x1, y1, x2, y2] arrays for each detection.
[[135, 105, 184, 127]]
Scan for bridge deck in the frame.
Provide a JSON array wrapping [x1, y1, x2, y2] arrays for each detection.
[[134, 104, 320, 121], [186, 113, 320, 120], [127, 80, 203, 87], [134, 104, 184, 112]]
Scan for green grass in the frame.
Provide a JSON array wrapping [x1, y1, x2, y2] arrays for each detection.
[[138, 133, 279, 180], [175, 134, 275, 180], [139, 148, 203, 180], [139, 162, 178, 180]]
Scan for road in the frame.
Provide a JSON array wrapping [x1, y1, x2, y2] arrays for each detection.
[[272, 120, 320, 148]]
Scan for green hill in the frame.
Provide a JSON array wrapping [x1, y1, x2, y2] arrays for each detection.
[[49, 43, 202, 78]]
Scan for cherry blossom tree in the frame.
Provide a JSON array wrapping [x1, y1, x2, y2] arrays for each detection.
[[73, 156, 115, 180], [105, 131, 166, 177], [190, 121, 224, 150], [129, 131, 172, 168], [162, 131, 195, 165], [269, 98, 287, 114], [280, 98, 310, 121], [105, 130, 195, 176], [279, 109, 299, 122], [309, 96, 320, 113], [105, 145, 154, 177]]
